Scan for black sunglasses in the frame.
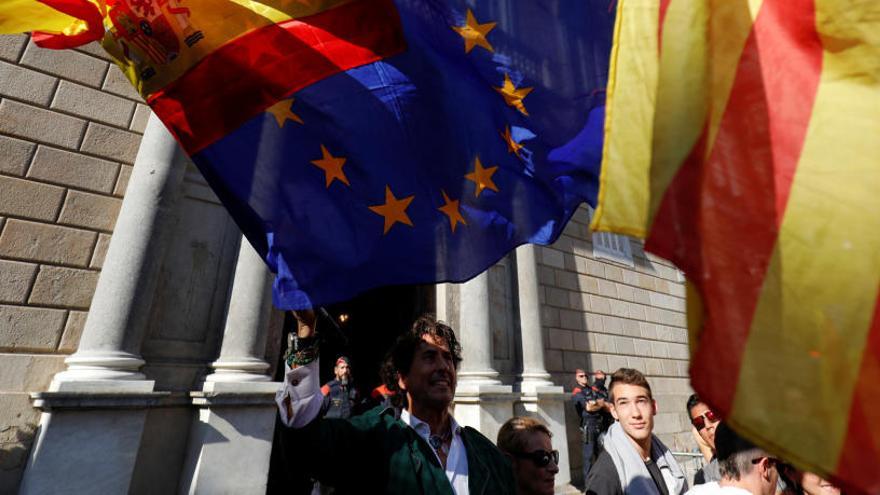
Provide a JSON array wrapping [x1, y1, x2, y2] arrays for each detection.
[[512, 449, 559, 468], [751, 456, 780, 468]]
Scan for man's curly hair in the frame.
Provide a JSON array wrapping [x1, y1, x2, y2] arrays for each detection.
[[382, 314, 462, 407]]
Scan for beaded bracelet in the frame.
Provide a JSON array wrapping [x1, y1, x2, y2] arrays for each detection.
[[286, 334, 320, 368]]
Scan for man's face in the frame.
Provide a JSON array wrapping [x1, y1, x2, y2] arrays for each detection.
[[334, 361, 350, 382], [610, 383, 656, 444], [689, 402, 719, 452], [512, 431, 558, 495], [398, 334, 456, 411], [575, 371, 588, 388]]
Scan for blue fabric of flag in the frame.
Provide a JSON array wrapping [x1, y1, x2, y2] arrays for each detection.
[[191, 0, 616, 309]]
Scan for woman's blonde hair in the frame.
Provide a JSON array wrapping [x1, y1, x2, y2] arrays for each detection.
[[497, 416, 552, 454]]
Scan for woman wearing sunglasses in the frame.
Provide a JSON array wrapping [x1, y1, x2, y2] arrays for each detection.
[[497, 417, 560, 495], [688, 394, 722, 485]]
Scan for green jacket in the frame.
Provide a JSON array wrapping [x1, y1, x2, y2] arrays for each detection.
[[281, 406, 516, 494]]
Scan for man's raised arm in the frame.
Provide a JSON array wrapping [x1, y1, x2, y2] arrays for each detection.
[[275, 310, 324, 427]]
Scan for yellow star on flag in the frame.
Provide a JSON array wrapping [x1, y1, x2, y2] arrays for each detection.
[[452, 9, 495, 54], [500, 126, 524, 156], [465, 156, 499, 197], [369, 185, 415, 234], [266, 98, 304, 127], [494, 73, 533, 116], [310, 144, 350, 188], [437, 190, 467, 233]]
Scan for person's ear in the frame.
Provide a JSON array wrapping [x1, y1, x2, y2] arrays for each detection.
[[762, 459, 771, 481], [610, 402, 619, 420], [759, 458, 774, 481], [651, 399, 658, 416], [397, 372, 407, 392]]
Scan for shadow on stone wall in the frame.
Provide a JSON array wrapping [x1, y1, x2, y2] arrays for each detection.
[[564, 402, 585, 489], [0, 421, 37, 492]]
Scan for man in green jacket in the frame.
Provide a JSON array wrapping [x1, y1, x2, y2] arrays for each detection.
[[276, 313, 516, 494]]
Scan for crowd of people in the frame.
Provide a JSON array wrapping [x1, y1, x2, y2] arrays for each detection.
[[574, 370, 843, 495], [274, 312, 843, 495]]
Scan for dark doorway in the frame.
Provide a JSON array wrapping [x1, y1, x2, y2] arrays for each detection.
[[266, 284, 434, 494], [318, 284, 435, 395]]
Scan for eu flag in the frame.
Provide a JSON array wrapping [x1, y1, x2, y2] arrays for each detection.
[[187, 0, 615, 309]]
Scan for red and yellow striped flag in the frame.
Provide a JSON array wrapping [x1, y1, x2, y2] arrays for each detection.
[[594, 0, 880, 492], [0, 0, 359, 99], [0, 0, 385, 150]]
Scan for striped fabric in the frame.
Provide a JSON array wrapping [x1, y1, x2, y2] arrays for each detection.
[[0, 0, 104, 48], [0, 0, 399, 152], [594, 1, 880, 492]]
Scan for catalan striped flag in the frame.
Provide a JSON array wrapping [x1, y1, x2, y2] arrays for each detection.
[[594, 0, 880, 492], [1, 1, 615, 309]]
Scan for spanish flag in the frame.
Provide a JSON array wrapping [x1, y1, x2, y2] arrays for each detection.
[[594, 0, 879, 492], [0, 0, 402, 149]]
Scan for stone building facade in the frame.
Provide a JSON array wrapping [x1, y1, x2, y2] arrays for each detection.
[[0, 35, 695, 493], [0, 34, 150, 491]]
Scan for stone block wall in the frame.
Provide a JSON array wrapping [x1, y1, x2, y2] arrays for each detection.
[[538, 205, 695, 482], [0, 35, 148, 491]]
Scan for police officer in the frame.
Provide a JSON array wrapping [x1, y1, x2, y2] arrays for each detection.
[[320, 356, 359, 419], [572, 368, 611, 482]]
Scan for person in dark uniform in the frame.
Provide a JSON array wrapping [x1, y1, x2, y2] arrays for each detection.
[[572, 368, 611, 480], [361, 356, 400, 413], [313, 357, 361, 494], [369, 383, 395, 409], [320, 356, 359, 419]]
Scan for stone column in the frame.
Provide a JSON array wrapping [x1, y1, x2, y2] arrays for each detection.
[[435, 283, 450, 323], [515, 244, 555, 393], [21, 114, 187, 494], [453, 270, 514, 444], [50, 113, 188, 392], [205, 237, 273, 383], [180, 236, 281, 495], [456, 271, 501, 385], [513, 245, 572, 491]]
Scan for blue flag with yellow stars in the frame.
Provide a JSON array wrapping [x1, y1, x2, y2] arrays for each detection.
[[189, 0, 616, 309]]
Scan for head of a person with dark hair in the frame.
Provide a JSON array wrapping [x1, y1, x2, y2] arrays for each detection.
[[386, 315, 462, 413], [609, 367, 657, 448], [778, 464, 842, 495], [714, 423, 779, 495], [686, 393, 720, 453], [574, 368, 589, 389], [497, 417, 559, 495]]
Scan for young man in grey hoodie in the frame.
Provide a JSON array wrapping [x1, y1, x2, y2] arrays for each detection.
[[585, 368, 688, 495]]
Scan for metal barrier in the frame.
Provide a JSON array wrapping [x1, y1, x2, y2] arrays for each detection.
[[671, 451, 707, 485]]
